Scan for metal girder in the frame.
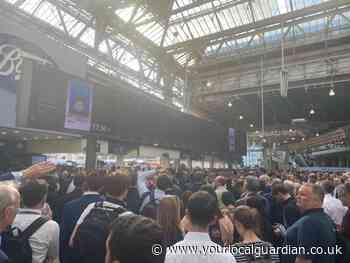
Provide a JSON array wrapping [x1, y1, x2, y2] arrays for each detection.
[[56, 6, 68, 34], [63, 0, 185, 78], [195, 24, 350, 72], [165, 0, 350, 54], [196, 51, 350, 99], [43, 0, 157, 71], [172, 0, 215, 15], [45, 0, 185, 78], [136, 0, 249, 27], [0, 0, 167, 95], [110, 15, 185, 78]]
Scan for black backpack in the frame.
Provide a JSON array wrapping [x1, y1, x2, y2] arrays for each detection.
[[74, 202, 127, 263], [139, 190, 159, 219], [1, 217, 48, 263]]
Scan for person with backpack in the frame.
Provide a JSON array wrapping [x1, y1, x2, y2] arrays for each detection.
[[60, 175, 104, 263], [138, 171, 171, 219], [232, 205, 279, 263], [69, 174, 132, 263], [0, 185, 20, 263], [3, 180, 59, 263]]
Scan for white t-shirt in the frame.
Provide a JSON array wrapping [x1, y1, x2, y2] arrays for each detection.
[[12, 209, 59, 263], [165, 232, 236, 263]]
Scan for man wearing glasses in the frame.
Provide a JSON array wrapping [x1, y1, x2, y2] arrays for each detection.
[[0, 185, 20, 263]]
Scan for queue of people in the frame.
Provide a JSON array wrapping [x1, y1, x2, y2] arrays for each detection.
[[0, 164, 350, 263]]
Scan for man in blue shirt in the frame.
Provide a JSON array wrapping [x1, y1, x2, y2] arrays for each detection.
[[284, 183, 336, 263], [0, 186, 20, 263]]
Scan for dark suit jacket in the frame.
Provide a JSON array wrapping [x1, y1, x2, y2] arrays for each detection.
[[0, 249, 9, 263], [60, 194, 103, 263], [54, 188, 83, 224]]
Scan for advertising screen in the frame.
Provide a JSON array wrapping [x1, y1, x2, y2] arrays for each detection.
[[64, 79, 93, 131]]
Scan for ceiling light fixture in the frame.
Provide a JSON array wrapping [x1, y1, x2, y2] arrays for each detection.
[[302, 138, 305, 141], [228, 101, 232, 107], [239, 115, 244, 120], [206, 81, 212, 87], [250, 123, 254, 128], [316, 132, 320, 137], [13, 130, 20, 134], [1, 131, 7, 135], [329, 88, 335, 96], [310, 108, 315, 115]]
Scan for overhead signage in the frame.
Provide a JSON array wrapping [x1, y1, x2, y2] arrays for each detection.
[[64, 79, 94, 131]]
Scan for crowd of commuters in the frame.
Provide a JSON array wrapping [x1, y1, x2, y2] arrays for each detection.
[[0, 163, 350, 263]]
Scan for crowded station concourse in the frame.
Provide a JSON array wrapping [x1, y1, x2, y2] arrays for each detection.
[[1, 0, 350, 263]]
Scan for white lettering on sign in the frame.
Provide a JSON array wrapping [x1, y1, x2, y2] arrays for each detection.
[[0, 44, 23, 80]]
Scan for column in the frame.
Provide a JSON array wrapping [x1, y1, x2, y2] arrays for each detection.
[[85, 136, 97, 170], [209, 156, 214, 169], [162, 72, 174, 104], [16, 59, 33, 127], [187, 157, 192, 171]]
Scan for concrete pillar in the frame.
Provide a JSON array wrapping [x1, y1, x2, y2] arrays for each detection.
[[16, 59, 33, 127], [162, 73, 174, 104], [210, 156, 215, 169], [85, 136, 97, 170], [187, 158, 192, 171]]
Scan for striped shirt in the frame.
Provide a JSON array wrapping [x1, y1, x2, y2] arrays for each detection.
[[232, 241, 280, 263]]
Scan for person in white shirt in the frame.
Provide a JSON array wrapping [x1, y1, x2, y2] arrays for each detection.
[[321, 180, 348, 228], [12, 180, 59, 263], [165, 191, 236, 263], [214, 176, 228, 210]]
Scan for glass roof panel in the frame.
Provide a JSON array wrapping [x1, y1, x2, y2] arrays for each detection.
[[127, 0, 334, 49], [33, 1, 64, 31], [4, 0, 17, 4], [79, 27, 95, 47], [20, 0, 43, 14], [98, 40, 108, 55]]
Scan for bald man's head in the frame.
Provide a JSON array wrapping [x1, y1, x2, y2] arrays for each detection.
[[0, 185, 20, 231]]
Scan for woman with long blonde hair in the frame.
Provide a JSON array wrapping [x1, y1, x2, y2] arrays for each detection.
[[157, 195, 183, 247]]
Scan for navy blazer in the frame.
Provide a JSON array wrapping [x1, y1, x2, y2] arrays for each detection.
[[59, 194, 103, 263], [0, 249, 9, 263]]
